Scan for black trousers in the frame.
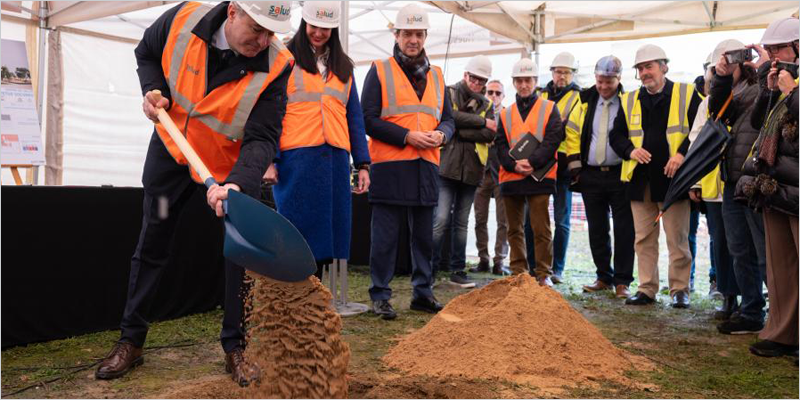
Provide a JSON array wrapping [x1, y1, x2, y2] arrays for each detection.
[[579, 165, 635, 286], [120, 133, 249, 354]]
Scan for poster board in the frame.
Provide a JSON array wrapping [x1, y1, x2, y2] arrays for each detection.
[[1, 39, 44, 168]]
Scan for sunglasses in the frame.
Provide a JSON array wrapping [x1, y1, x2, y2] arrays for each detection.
[[467, 73, 488, 86], [486, 90, 503, 96]]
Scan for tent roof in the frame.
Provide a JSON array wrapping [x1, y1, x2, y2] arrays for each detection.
[[3, 1, 797, 65]]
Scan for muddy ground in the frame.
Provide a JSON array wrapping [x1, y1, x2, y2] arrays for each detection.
[[2, 230, 797, 398]]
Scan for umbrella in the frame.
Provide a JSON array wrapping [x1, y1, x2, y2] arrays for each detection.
[[655, 95, 733, 224], [152, 91, 317, 282]]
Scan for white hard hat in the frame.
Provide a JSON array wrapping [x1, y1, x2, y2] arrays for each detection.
[[465, 55, 492, 79], [302, 1, 339, 29], [633, 44, 669, 67], [236, 1, 293, 34], [511, 58, 538, 78], [760, 17, 799, 45], [550, 52, 577, 70], [594, 55, 622, 77], [394, 3, 430, 30], [712, 39, 746, 65]]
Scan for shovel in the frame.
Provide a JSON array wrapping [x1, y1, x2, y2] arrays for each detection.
[[151, 91, 316, 282]]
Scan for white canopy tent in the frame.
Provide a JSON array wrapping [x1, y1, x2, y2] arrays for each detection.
[[0, 1, 796, 186]]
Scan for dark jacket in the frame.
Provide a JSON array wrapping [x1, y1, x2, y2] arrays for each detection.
[[361, 58, 455, 206], [708, 72, 760, 184], [135, 1, 291, 197], [495, 94, 563, 196], [609, 79, 703, 202], [439, 80, 496, 186], [566, 84, 625, 193], [738, 67, 798, 217]]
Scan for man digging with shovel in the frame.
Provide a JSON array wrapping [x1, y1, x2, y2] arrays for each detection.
[[95, 1, 294, 387]]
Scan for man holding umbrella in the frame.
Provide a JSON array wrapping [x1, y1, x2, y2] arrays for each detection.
[[609, 44, 703, 308]]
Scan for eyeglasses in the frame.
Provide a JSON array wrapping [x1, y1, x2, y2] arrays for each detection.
[[486, 90, 503, 96], [764, 44, 791, 54], [467, 73, 488, 86], [552, 69, 573, 76]]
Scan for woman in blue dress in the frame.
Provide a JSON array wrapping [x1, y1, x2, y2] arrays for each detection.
[[265, 1, 370, 277]]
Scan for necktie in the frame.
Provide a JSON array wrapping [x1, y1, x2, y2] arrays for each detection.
[[595, 100, 610, 165]]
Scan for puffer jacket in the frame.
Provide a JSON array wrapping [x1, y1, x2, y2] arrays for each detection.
[[708, 73, 760, 184], [737, 84, 798, 217], [438, 80, 496, 186]]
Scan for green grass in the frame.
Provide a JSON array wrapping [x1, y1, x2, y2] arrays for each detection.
[[2, 227, 797, 398]]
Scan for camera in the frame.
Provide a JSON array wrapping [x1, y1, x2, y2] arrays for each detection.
[[775, 61, 799, 79], [724, 48, 754, 64]]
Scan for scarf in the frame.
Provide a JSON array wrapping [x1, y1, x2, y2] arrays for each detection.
[[393, 43, 430, 100]]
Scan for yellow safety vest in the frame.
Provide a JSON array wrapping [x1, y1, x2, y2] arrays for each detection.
[[542, 88, 581, 153], [449, 86, 493, 165], [619, 82, 694, 182], [563, 92, 624, 172]]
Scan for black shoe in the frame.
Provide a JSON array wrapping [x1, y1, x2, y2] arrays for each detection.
[[371, 300, 397, 320], [491, 263, 504, 276], [713, 295, 739, 320], [469, 260, 490, 274], [625, 291, 655, 305], [671, 291, 690, 309], [749, 340, 798, 357], [450, 271, 476, 288], [717, 314, 763, 335], [410, 296, 443, 313]]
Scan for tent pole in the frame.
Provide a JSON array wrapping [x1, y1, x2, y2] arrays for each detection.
[[32, 1, 48, 185], [340, 1, 349, 53]]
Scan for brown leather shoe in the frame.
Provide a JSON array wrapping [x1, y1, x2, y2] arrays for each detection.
[[615, 284, 631, 299], [537, 276, 553, 287], [95, 342, 143, 380], [582, 280, 611, 292], [225, 348, 260, 387]]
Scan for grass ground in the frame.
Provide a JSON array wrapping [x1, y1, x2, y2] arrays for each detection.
[[2, 228, 797, 398]]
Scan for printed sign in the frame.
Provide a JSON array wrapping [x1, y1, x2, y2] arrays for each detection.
[[1, 39, 44, 166]]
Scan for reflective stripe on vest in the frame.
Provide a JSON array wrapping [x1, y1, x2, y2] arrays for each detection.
[[618, 82, 694, 182], [156, 2, 294, 183], [543, 89, 581, 154], [498, 97, 557, 184], [369, 57, 445, 166], [280, 65, 352, 152], [379, 58, 442, 121]]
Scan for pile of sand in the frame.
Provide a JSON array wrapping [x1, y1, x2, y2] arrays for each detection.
[[242, 274, 350, 399], [383, 274, 650, 391]]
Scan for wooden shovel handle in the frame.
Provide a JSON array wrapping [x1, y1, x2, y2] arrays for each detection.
[[150, 90, 215, 186]]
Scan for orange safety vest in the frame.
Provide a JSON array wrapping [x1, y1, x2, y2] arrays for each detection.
[[369, 57, 445, 166], [156, 2, 294, 183], [499, 97, 557, 184], [280, 65, 352, 152]]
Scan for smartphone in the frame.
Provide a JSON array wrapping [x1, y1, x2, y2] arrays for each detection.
[[724, 48, 754, 64], [775, 61, 799, 79]]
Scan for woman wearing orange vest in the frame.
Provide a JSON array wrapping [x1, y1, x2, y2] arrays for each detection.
[[96, 1, 294, 387], [494, 58, 564, 287], [263, 1, 370, 276]]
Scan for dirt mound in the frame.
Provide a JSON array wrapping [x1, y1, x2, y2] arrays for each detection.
[[243, 273, 351, 398], [383, 274, 651, 391]]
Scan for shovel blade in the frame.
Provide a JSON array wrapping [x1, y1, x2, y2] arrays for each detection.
[[222, 190, 316, 282]]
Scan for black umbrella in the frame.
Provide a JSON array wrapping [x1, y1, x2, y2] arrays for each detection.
[[655, 95, 733, 224]]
